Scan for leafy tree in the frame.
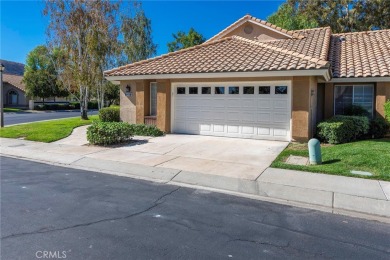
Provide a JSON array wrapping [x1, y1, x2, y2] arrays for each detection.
[[285, 0, 390, 33], [167, 28, 205, 52], [44, 0, 120, 119], [23, 45, 67, 104], [267, 3, 318, 30], [121, 9, 157, 64]]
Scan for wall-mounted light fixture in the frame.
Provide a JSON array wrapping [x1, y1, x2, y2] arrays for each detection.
[[125, 85, 132, 97]]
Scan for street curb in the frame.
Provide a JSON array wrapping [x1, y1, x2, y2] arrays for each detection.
[[1, 153, 389, 224]]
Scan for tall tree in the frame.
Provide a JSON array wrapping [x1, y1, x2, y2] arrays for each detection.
[[167, 28, 205, 52], [44, 0, 120, 119], [267, 3, 318, 30], [285, 0, 390, 33], [121, 9, 157, 64], [23, 45, 67, 104]]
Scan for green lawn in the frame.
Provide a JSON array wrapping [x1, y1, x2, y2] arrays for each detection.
[[271, 139, 390, 181], [4, 108, 23, 112], [0, 115, 98, 143]]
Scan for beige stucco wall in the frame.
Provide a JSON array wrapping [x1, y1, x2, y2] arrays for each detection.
[[119, 81, 136, 124], [291, 76, 316, 142], [224, 21, 290, 41], [376, 82, 390, 119]]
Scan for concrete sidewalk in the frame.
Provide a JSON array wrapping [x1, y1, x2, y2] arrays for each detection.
[[1, 137, 389, 222]]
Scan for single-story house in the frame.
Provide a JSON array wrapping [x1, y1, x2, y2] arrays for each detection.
[[105, 15, 390, 142], [3, 74, 28, 107]]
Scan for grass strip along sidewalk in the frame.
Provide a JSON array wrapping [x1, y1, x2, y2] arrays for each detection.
[[271, 139, 390, 181], [0, 115, 98, 143]]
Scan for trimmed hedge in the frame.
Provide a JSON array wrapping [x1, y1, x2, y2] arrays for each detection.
[[317, 115, 369, 144], [35, 104, 71, 110], [99, 107, 120, 122], [129, 124, 164, 137], [370, 117, 390, 138], [87, 121, 133, 146], [385, 100, 390, 123]]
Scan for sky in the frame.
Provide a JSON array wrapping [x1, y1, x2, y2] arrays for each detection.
[[0, 0, 284, 64]]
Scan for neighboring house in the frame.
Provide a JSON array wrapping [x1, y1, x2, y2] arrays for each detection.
[[1, 59, 70, 108], [3, 74, 28, 107], [105, 15, 390, 142]]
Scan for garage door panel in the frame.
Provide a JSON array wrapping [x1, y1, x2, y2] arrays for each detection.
[[200, 123, 213, 132], [227, 125, 240, 134], [273, 113, 289, 123], [242, 126, 255, 134], [173, 84, 291, 141], [258, 99, 271, 109], [273, 100, 288, 109], [213, 124, 225, 133], [257, 127, 272, 136], [257, 112, 271, 123]]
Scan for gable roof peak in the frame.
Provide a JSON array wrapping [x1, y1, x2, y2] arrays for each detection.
[[205, 14, 304, 43]]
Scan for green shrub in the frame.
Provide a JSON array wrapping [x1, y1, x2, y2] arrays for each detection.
[[317, 121, 354, 144], [332, 115, 369, 138], [99, 107, 120, 122], [344, 104, 369, 117], [385, 100, 390, 123], [129, 124, 164, 137], [317, 115, 369, 144], [87, 121, 133, 146], [370, 118, 389, 138]]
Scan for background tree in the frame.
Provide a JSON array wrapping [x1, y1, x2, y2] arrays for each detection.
[[121, 9, 157, 64], [44, 0, 120, 119], [282, 0, 390, 33], [267, 3, 318, 30], [167, 28, 205, 52], [104, 82, 120, 107], [23, 45, 67, 104]]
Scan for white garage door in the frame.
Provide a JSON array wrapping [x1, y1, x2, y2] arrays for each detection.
[[172, 82, 291, 141]]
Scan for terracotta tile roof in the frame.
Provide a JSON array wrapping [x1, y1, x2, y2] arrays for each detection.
[[329, 30, 390, 78], [205, 15, 304, 43], [3, 74, 25, 92], [105, 36, 329, 77], [264, 27, 331, 61]]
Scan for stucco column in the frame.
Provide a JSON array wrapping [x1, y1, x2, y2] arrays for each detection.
[[156, 79, 171, 133], [292, 77, 311, 142], [376, 82, 390, 119]]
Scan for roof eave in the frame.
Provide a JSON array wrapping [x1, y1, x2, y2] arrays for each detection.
[[106, 69, 330, 82], [319, 76, 390, 83]]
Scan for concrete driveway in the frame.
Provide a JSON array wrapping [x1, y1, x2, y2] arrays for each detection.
[[86, 134, 288, 180]]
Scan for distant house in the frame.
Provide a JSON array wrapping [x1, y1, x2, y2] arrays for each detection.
[[1, 59, 70, 108], [1, 60, 28, 107], [3, 74, 28, 107]]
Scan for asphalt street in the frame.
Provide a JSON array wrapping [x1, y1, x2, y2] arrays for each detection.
[[3, 110, 98, 125], [1, 156, 389, 260]]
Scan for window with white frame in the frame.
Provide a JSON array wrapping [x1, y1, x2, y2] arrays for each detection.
[[150, 82, 157, 116], [334, 85, 374, 116]]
